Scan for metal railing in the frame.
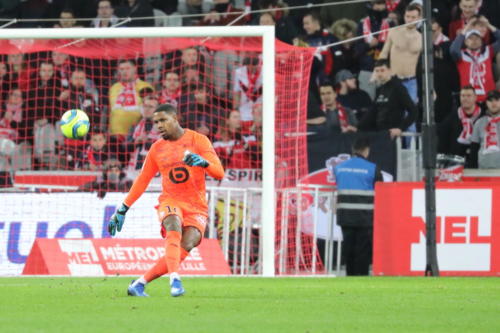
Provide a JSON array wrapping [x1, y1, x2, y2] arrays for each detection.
[[396, 133, 423, 181]]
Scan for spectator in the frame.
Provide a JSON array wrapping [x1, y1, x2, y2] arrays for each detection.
[[335, 69, 373, 122], [432, 17, 460, 123], [164, 47, 206, 87], [51, 51, 71, 89], [0, 61, 10, 104], [449, 0, 481, 41], [180, 65, 202, 91], [213, 110, 257, 168], [115, 0, 154, 27], [177, 0, 212, 26], [52, 51, 100, 104], [257, 0, 299, 45], [385, 0, 412, 25], [314, 82, 357, 135], [0, 116, 32, 177], [233, 55, 262, 131], [357, 59, 416, 139], [470, 90, 500, 169], [7, 53, 30, 91], [53, 8, 80, 28], [355, 0, 392, 100], [199, 0, 248, 26], [3, 88, 29, 142], [299, 11, 337, 81], [333, 136, 383, 276], [58, 68, 100, 126], [78, 158, 132, 199], [159, 71, 181, 107], [92, 0, 120, 28], [248, 103, 263, 167], [151, 0, 178, 16], [109, 59, 153, 137], [75, 129, 111, 171], [126, 95, 160, 171], [450, 17, 500, 103], [183, 84, 222, 139], [28, 61, 64, 169], [438, 85, 483, 167], [379, 3, 422, 105], [330, 18, 359, 77]]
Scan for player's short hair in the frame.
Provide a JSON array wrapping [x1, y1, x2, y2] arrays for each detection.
[[352, 136, 371, 154], [154, 103, 177, 115], [374, 59, 390, 69]]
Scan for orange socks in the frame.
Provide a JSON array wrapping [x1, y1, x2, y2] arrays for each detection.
[[165, 230, 182, 274], [144, 244, 190, 283]]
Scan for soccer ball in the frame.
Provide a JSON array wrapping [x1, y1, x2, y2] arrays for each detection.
[[60, 109, 90, 139]]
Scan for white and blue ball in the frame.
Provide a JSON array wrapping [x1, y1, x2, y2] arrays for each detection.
[[60, 109, 90, 139]]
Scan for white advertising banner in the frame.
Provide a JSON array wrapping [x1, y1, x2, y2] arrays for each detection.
[[0, 192, 162, 276]]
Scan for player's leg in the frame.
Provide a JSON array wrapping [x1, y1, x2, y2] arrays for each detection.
[[129, 241, 191, 296], [181, 226, 202, 252], [163, 214, 185, 296], [128, 203, 184, 297]]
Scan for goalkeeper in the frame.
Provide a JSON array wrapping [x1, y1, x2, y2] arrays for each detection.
[[108, 103, 224, 297]]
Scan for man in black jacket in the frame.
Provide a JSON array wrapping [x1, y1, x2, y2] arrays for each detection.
[[357, 59, 417, 139], [438, 85, 482, 167]]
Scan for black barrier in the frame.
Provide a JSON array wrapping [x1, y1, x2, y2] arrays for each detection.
[[307, 131, 397, 178]]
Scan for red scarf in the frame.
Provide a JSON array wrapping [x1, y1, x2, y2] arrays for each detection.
[[5, 103, 23, 123], [464, 49, 487, 95], [131, 118, 160, 140], [337, 104, 349, 132], [385, 0, 400, 12], [484, 114, 500, 153], [86, 146, 104, 168], [362, 16, 390, 43], [159, 89, 180, 107], [239, 66, 262, 102], [0, 118, 17, 141], [457, 106, 481, 144], [115, 81, 138, 108], [321, 103, 349, 132]]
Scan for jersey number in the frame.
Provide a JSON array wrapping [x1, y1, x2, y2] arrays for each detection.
[[169, 167, 189, 184]]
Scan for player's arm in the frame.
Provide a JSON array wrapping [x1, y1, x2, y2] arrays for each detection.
[[107, 148, 159, 236], [184, 134, 225, 180], [124, 148, 159, 207]]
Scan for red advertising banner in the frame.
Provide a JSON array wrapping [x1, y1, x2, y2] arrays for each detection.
[[23, 238, 231, 276], [373, 182, 500, 276]]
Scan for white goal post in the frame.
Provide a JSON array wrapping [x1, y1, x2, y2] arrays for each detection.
[[1, 26, 276, 276]]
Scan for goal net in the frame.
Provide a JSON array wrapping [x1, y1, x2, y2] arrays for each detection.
[[0, 27, 317, 276]]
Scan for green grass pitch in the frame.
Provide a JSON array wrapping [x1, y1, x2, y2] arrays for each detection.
[[0, 277, 499, 332]]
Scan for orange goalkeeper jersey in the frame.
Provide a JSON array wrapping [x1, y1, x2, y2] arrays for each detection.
[[124, 129, 224, 214]]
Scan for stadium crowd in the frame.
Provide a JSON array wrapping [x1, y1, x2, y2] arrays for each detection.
[[0, 0, 500, 185]]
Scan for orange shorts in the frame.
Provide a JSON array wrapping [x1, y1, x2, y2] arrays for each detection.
[[156, 201, 208, 238]]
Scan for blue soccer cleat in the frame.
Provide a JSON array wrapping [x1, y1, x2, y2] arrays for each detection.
[[127, 280, 149, 297], [170, 278, 185, 297]]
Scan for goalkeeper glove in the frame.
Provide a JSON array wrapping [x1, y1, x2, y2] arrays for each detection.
[[184, 153, 209, 168], [108, 203, 129, 236]]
